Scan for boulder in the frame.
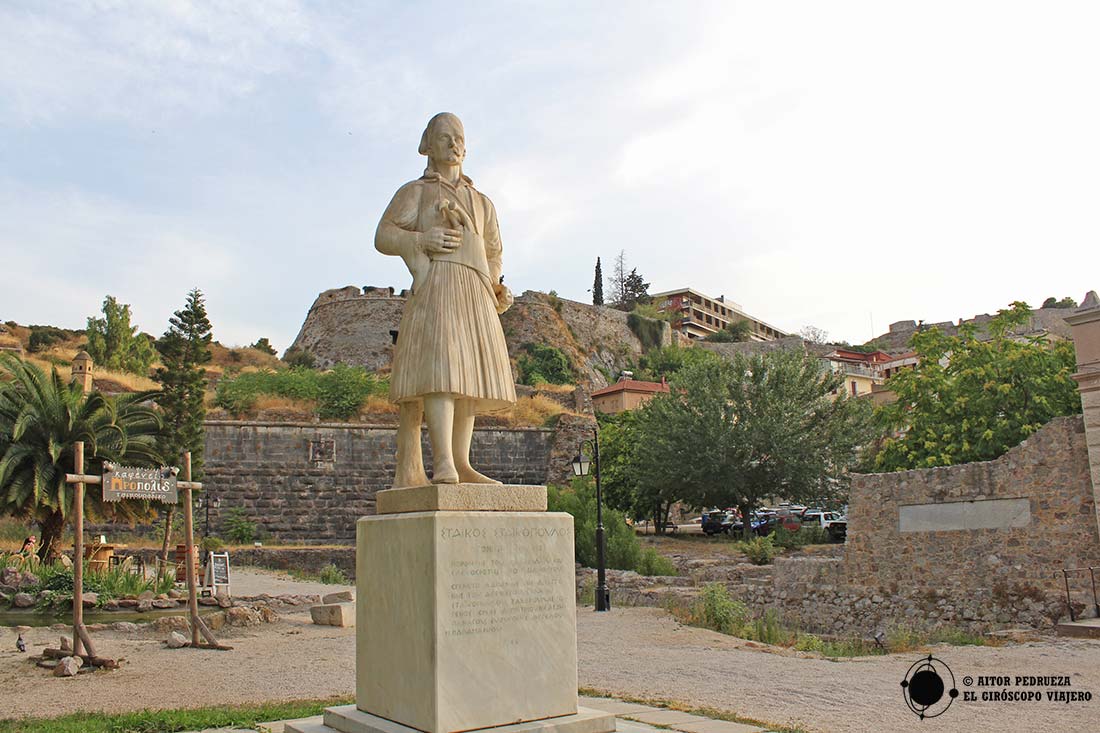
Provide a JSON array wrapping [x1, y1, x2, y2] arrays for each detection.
[[216, 591, 232, 608], [224, 607, 262, 627], [58, 555, 73, 569], [110, 622, 140, 633], [167, 589, 184, 600], [137, 600, 153, 613], [198, 597, 219, 606], [18, 572, 38, 589], [322, 590, 354, 604], [53, 656, 81, 677], [12, 592, 34, 608], [152, 615, 190, 633], [1, 567, 20, 587], [151, 599, 177, 609], [137, 590, 155, 601], [80, 593, 98, 608], [59, 636, 72, 652], [258, 606, 279, 624], [165, 631, 188, 649], [310, 602, 355, 627], [117, 599, 139, 608], [206, 612, 226, 631], [103, 599, 120, 611]]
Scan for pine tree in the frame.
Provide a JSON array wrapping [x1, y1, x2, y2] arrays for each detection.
[[154, 289, 213, 476], [592, 258, 604, 306]]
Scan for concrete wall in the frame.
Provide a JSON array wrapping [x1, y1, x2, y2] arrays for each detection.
[[202, 421, 554, 543]]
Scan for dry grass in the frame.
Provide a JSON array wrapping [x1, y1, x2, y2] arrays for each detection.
[[361, 394, 399, 416], [504, 394, 571, 427], [534, 382, 577, 394], [22, 356, 160, 392], [208, 343, 284, 375]]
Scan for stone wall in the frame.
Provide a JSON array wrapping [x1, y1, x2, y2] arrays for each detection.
[[201, 421, 555, 543]]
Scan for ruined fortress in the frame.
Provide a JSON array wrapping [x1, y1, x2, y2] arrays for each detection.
[[286, 285, 674, 389]]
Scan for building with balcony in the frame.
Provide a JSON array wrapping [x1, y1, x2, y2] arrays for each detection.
[[652, 288, 787, 341]]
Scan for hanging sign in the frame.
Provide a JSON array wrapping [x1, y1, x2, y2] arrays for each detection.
[[102, 464, 179, 504]]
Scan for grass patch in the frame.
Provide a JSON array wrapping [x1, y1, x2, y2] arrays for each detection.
[[0, 697, 352, 733], [667, 583, 995, 659], [287, 564, 351, 585], [505, 395, 570, 427], [577, 688, 809, 733]]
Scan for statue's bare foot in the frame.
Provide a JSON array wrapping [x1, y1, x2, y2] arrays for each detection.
[[392, 469, 430, 489], [457, 465, 502, 485], [432, 460, 460, 484]]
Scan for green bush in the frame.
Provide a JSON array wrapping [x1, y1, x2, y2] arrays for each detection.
[[736, 535, 777, 565], [637, 547, 677, 576], [547, 479, 676, 576], [698, 582, 749, 635], [201, 536, 226, 552], [517, 343, 573, 386], [626, 312, 666, 352], [214, 365, 386, 418], [771, 525, 829, 549], [7, 560, 173, 608], [283, 346, 316, 368], [223, 508, 258, 544], [319, 564, 348, 584], [27, 326, 67, 353]]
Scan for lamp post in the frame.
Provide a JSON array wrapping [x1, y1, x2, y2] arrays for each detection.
[[572, 426, 609, 612], [196, 495, 221, 539]]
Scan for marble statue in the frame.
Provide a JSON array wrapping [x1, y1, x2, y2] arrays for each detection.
[[376, 112, 516, 488]]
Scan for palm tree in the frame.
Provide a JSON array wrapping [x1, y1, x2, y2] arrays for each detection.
[[0, 354, 163, 559]]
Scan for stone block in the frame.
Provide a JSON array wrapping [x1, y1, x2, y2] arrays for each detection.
[[311, 602, 355, 627], [357, 511, 578, 733], [322, 590, 354, 604], [375, 483, 547, 514], [281, 705, 613, 733]]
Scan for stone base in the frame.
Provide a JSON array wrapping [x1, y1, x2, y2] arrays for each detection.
[[358, 511, 577, 733], [285, 706, 616, 733], [375, 483, 547, 514]]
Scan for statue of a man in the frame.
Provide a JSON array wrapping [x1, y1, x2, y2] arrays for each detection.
[[376, 112, 516, 488]]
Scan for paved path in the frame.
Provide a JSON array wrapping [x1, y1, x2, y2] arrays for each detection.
[[193, 697, 775, 733]]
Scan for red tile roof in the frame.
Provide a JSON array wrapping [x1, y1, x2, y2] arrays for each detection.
[[591, 379, 671, 398]]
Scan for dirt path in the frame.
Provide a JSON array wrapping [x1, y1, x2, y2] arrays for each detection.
[[2, 601, 1099, 732]]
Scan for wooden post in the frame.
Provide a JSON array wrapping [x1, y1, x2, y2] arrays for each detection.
[[72, 441, 84, 657], [182, 452, 201, 648]]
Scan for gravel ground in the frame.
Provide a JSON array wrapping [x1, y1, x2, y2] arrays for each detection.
[[2, 576, 1099, 732]]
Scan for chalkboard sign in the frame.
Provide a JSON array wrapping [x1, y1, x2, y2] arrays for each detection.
[[205, 552, 231, 593]]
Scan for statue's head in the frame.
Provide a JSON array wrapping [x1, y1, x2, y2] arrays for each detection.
[[419, 112, 465, 168]]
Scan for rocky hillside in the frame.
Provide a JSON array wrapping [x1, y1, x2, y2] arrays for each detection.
[[286, 286, 673, 389]]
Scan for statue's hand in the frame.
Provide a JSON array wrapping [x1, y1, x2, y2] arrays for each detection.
[[421, 226, 461, 257], [493, 283, 514, 315]]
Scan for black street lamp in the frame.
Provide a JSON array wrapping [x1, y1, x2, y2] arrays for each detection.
[[572, 426, 610, 612], [195, 494, 221, 539]]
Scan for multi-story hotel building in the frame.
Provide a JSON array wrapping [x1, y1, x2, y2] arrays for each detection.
[[652, 288, 787, 341]]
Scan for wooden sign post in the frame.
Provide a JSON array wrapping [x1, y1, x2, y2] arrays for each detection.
[[60, 447, 230, 663]]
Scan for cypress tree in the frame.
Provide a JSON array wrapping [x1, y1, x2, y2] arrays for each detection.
[[154, 289, 213, 475], [593, 257, 604, 306]]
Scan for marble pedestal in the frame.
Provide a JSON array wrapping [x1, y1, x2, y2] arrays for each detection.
[[287, 495, 614, 733]]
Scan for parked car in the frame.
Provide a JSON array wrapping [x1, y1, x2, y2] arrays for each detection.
[[801, 510, 847, 542], [701, 511, 737, 536]]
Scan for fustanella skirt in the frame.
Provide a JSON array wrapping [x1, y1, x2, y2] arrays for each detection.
[[390, 260, 516, 412]]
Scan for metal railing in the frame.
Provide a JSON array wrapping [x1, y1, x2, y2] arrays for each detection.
[[1061, 567, 1100, 622]]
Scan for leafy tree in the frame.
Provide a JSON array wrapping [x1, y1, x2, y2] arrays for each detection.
[[250, 337, 277, 355], [618, 268, 650, 311], [592, 258, 604, 306], [1041, 296, 1078, 309], [27, 326, 68, 353], [621, 350, 871, 537], [705, 319, 753, 343], [154, 289, 213, 473], [872, 302, 1080, 471], [0, 355, 162, 559], [85, 295, 156, 375], [630, 344, 721, 382]]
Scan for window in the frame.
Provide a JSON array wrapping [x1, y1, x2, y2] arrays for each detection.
[[850, 381, 857, 396]]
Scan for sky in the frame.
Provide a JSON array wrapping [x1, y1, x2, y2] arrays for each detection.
[[1, 1, 1098, 352]]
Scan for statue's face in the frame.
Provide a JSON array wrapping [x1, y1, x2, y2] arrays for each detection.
[[427, 118, 465, 167]]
